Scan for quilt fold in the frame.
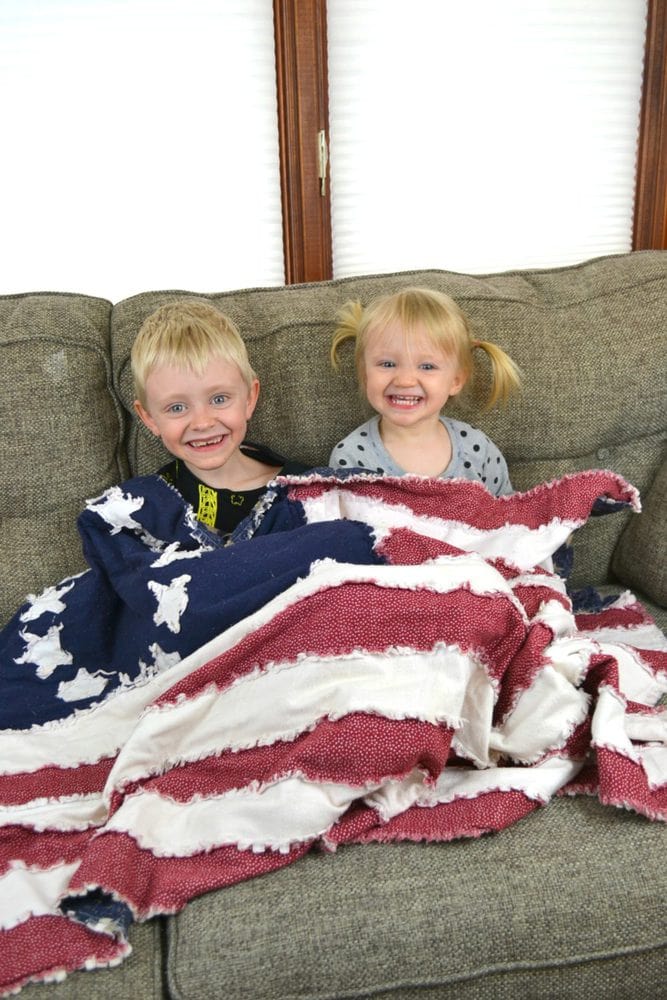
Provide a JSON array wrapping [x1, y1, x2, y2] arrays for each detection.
[[1, 469, 665, 995]]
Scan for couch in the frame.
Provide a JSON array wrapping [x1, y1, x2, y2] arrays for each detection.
[[2, 251, 665, 999]]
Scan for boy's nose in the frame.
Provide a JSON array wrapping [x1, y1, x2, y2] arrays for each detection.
[[191, 406, 216, 429]]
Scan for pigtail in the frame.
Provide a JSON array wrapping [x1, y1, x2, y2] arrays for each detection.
[[330, 300, 365, 371], [472, 340, 522, 409]]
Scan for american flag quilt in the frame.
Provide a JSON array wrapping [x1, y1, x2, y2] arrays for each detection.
[[1, 469, 666, 995]]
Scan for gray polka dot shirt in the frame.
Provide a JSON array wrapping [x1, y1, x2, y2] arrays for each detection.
[[328, 415, 512, 496]]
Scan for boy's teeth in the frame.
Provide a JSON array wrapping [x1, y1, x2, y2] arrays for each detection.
[[190, 436, 223, 448]]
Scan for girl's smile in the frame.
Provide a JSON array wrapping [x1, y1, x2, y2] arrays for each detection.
[[363, 320, 465, 431]]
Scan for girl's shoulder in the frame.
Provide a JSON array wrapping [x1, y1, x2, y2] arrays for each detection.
[[344, 414, 380, 439], [441, 415, 489, 442], [442, 416, 505, 460]]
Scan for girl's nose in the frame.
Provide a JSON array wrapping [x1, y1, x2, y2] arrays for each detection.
[[393, 366, 417, 386]]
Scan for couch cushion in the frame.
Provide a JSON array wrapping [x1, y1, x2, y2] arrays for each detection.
[[0, 294, 128, 627], [112, 252, 666, 588], [17, 919, 164, 1000], [164, 796, 666, 1000], [611, 455, 667, 608]]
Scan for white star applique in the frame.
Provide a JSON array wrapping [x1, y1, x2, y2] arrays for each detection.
[[14, 624, 73, 678], [151, 542, 210, 568], [20, 580, 77, 622], [148, 575, 191, 633], [86, 486, 145, 534], [134, 643, 182, 682], [57, 668, 109, 702]]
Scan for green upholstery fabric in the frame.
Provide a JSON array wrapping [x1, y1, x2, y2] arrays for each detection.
[[0, 294, 128, 626], [612, 455, 667, 608], [165, 797, 667, 1000], [18, 920, 164, 1000]]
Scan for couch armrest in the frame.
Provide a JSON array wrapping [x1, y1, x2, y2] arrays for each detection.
[[611, 454, 667, 608]]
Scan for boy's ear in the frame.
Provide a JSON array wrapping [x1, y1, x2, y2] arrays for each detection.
[[245, 378, 260, 419], [134, 400, 160, 437]]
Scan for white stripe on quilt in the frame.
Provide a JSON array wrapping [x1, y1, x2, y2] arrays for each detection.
[[365, 755, 584, 821], [103, 774, 382, 855], [624, 707, 667, 743], [592, 687, 639, 758], [0, 861, 80, 930], [592, 690, 667, 787], [490, 666, 590, 762], [580, 624, 667, 652], [637, 747, 667, 789], [526, 599, 576, 636], [0, 793, 105, 831], [596, 640, 667, 702], [300, 492, 582, 570], [106, 646, 490, 793]]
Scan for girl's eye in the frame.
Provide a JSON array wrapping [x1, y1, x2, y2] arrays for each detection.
[[420, 363, 437, 371], [211, 393, 228, 406], [378, 360, 395, 368]]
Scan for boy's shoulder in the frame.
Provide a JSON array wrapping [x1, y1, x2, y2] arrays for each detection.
[[241, 441, 310, 475]]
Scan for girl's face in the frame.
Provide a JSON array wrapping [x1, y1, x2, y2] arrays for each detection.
[[363, 320, 465, 430], [134, 355, 259, 483]]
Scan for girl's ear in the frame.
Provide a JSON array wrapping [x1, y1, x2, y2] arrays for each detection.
[[245, 378, 260, 419], [449, 369, 467, 397], [134, 400, 160, 437]]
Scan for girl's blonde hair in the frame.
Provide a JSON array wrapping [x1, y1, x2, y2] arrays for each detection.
[[132, 301, 256, 405], [330, 287, 521, 409]]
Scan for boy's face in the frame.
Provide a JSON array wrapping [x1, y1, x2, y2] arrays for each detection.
[[134, 355, 259, 482]]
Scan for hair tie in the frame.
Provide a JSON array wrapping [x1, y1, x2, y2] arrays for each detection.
[[471, 339, 482, 349]]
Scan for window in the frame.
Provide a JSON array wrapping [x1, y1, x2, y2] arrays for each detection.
[[0, 1, 664, 299], [0, 0, 284, 300]]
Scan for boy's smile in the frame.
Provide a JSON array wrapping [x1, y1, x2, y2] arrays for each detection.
[[134, 356, 259, 488]]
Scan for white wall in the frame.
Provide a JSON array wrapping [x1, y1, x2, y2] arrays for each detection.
[[0, 1, 648, 300], [328, 0, 648, 276], [0, 0, 284, 302]]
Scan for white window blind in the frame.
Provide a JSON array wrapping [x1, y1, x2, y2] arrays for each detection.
[[327, 0, 647, 277], [0, 0, 284, 301]]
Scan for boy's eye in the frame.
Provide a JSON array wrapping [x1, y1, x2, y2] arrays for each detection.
[[167, 403, 186, 415], [211, 393, 228, 406]]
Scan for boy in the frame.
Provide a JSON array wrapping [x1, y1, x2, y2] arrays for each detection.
[[132, 300, 309, 536]]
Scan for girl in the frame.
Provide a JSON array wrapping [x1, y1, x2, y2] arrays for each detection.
[[329, 287, 521, 496]]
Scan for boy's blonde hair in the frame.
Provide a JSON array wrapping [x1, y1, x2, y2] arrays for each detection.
[[132, 301, 256, 405], [330, 287, 521, 409]]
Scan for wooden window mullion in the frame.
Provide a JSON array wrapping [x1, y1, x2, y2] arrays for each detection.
[[634, 0, 667, 250], [274, 0, 333, 284]]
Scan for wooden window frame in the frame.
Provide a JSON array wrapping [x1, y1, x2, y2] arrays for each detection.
[[275, 1, 666, 286], [634, 0, 667, 250], [274, 0, 332, 284]]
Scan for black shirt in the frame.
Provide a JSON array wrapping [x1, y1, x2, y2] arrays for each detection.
[[158, 441, 309, 536]]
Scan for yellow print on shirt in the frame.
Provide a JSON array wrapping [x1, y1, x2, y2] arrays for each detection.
[[197, 484, 218, 528]]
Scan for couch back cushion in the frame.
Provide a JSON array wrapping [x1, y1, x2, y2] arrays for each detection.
[[112, 252, 666, 589], [0, 294, 128, 626]]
